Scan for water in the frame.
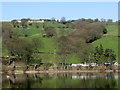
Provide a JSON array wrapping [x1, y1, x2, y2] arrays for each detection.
[[2, 72, 119, 88]]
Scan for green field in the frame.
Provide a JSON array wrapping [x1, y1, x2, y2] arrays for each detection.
[[105, 22, 118, 36], [12, 22, 73, 37]]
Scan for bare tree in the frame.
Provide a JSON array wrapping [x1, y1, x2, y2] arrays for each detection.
[[60, 17, 66, 24], [107, 19, 113, 22]]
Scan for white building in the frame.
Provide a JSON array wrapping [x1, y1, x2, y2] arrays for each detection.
[[16, 19, 44, 23], [28, 20, 44, 23], [17, 20, 21, 23], [71, 63, 98, 67]]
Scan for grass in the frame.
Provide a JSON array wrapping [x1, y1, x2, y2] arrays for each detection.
[[105, 22, 118, 36], [13, 24, 44, 36]]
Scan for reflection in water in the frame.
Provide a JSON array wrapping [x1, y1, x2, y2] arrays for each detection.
[[72, 75, 97, 79], [2, 72, 119, 88]]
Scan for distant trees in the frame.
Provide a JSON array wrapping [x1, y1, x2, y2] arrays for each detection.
[[44, 26, 56, 37], [94, 18, 99, 22], [69, 23, 107, 43], [32, 37, 42, 51], [93, 45, 116, 64], [58, 26, 66, 36], [100, 18, 113, 22], [51, 17, 56, 21], [51, 17, 56, 24], [56, 34, 94, 65], [102, 28, 107, 34], [5, 37, 43, 64], [29, 23, 32, 26], [107, 19, 113, 22], [21, 18, 29, 28], [6, 38, 33, 63], [80, 18, 86, 21], [75, 21, 88, 30], [2, 23, 17, 57], [56, 34, 116, 65], [30, 38, 43, 65], [54, 20, 114, 65], [57, 36, 72, 67], [22, 29, 29, 37], [2, 23, 31, 63], [85, 19, 94, 23], [57, 36, 73, 54], [11, 18, 31, 28], [11, 19, 20, 28], [101, 18, 106, 22], [74, 18, 113, 23], [2, 23, 17, 40], [2, 23, 43, 64], [78, 18, 94, 23], [60, 17, 66, 24], [35, 23, 39, 28], [65, 22, 76, 29], [104, 48, 116, 62], [77, 44, 95, 63]]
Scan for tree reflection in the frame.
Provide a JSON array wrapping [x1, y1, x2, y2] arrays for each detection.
[[2, 72, 118, 88]]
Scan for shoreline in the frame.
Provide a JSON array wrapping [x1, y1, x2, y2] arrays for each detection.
[[2, 70, 120, 74]]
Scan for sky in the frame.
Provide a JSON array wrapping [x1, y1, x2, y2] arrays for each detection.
[[1, 2, 118, 21]]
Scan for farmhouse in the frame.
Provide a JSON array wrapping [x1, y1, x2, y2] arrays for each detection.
[[16, 19, 45, 23], [28, 20, 44, 23], [17, 20, 21, 23]]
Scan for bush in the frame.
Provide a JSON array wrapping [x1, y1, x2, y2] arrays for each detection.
[[44, 26, 56, 37]]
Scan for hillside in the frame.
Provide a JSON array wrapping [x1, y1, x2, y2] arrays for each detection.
[[2, 21, 118, 64], [92, 22, 118, 62]]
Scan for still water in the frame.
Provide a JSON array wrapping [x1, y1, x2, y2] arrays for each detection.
[[2, 72, 119, 88]]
